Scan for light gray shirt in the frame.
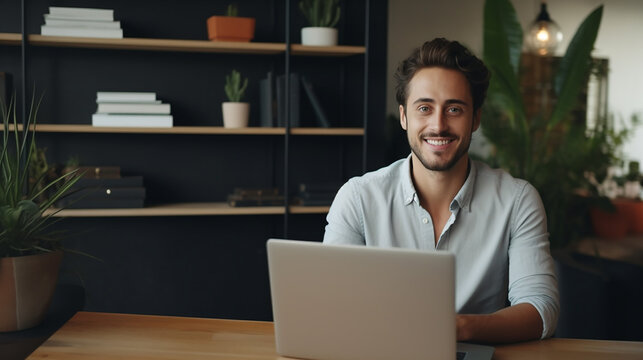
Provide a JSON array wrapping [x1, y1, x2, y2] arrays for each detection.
[[323, 156, 559, 339]]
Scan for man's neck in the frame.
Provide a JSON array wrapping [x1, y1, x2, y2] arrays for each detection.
[[410, 155, 470, 214]]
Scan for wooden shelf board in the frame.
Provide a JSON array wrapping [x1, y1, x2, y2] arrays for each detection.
[[290, 127, 364, 136], [45, 202, 330, 217], [27, 34, 286, 54], [6, 124, 363, 136], [0, 32, 21, 45], [291, 44, 365, 56]]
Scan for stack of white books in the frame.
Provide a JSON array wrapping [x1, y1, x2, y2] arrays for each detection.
[[41, 6, 123, 39], [92, 92, 173, 128]]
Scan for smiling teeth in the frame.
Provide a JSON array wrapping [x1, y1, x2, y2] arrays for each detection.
[[426, 139, 451, 146]]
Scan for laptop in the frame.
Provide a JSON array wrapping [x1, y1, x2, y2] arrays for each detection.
[[266, 239, 494, 360]]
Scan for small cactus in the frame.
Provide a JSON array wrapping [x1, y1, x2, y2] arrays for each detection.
[[226, 4, 238, 17], [299, 0, 340, 28], [225, 69, 248, 102]]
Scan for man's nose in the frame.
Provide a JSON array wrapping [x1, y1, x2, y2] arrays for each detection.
[[429, 110, 448, 134]]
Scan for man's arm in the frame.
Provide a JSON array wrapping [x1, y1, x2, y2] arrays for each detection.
[[456, 303, 542, 343]]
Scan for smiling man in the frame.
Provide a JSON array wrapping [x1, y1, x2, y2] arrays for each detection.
[[323, 38, 559, 344]]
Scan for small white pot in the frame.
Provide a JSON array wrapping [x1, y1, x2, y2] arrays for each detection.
[[222, 102, 250, 128], [301, 27, 338, 46]]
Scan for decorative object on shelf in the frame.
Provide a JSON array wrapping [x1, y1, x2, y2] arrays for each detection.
[[227, 187, 284, 207], [0, 97, 82, 332], [525, 1, 563, 56], [482, 0, 605, 249], [222, 69, 249, 128], [55, 166, 146, 209], [299, 0, 340, 46], [294, 181, 342, 206], [206, 4, 256, 42], [40, 6, 123, 39], [92, 91, 173, 128]]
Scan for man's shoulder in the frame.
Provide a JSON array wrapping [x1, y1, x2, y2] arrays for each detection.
[[347, 157, 407, 188], [473, 160, 533, 194]]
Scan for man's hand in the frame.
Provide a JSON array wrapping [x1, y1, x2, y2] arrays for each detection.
[[456, 303, 543, 344]]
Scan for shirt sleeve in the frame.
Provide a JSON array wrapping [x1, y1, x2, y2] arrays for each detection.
[[323, 179, 366, 245], [507, 182, 560, 339]]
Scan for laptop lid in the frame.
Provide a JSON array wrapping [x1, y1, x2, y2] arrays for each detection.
[[267, 239, 459, 360]]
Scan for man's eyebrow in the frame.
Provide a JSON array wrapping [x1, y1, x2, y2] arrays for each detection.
[[411, 98, 469, 105]]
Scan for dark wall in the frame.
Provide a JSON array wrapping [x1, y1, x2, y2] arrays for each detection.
[[1, 0, 388, 320]]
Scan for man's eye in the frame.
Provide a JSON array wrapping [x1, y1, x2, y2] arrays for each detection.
[[418, 105, 430, 112], [447, 107, 461, 114]]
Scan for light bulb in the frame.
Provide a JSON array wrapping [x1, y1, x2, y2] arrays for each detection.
[[526, 3, 563, 56]]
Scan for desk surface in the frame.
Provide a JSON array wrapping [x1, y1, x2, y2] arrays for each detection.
[[28, 311, 643, 360]]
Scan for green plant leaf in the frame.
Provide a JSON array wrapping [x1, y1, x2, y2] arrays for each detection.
[[548, 5, 603, 130]]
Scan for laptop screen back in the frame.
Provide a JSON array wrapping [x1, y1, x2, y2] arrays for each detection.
[[267, 239, 456, 360]]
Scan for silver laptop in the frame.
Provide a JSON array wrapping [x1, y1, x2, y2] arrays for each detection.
[[267, 239, 494, 360]]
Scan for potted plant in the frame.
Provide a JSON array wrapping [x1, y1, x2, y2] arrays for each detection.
[[0, 98, 81, 332], [206, 4, 256, 42], [481, 0, 606, 250], [299, 0, 341, 46], [222, 69, 249, 128]]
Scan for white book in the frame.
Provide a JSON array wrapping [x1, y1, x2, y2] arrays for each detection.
[[41, 25, 123, 39], [44, 16, 121, 29], [48, 7, 114, 21], [92, 114, 173, 128], [97, 103, 171, 114], [96, 92, 157, 103]]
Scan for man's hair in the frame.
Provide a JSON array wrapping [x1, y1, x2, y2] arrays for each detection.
[[394, 38, 490, 112]]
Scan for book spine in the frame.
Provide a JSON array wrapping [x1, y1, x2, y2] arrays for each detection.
[[96, 92, 157, 103], [57, 198, 144, 209], [92, 114, 173, 128], [72, 176, 144, 188], [64, 187, 146, 200], [44, 17, 121, 29], [48, 7, 114, 21], [96, 103, 171, 114], [41, 25, 123, 39], [301, 76, 331, 127]]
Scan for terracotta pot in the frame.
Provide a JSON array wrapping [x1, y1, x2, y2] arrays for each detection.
[[589, 204, 629, 239], [0, 251, 62, 332], [613, 198, 643, 234], [206, 16, 255, 42], [222, 102, 250, 128]]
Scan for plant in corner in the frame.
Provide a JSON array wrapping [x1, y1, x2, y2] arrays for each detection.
[[222, 69, 250, 128], [481, 0, 612, 250], [206, 3, 256, 42], [299, 0, 341, 46], [0, 97, 82, 332]]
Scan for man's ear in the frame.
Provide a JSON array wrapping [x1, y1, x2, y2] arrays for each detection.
[[472, 108, 482, 132], [399, 104, 407, 130]]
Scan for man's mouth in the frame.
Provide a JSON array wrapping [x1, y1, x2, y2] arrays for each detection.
[[425, 138, 454, 146]]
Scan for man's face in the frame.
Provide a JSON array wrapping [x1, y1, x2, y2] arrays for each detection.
[[399, 67, 480, 172]]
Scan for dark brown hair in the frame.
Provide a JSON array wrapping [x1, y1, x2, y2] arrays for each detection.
[[395, 38, 490, 111]]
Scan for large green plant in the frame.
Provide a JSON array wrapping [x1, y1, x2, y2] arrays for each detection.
[[0, 97, 81, 257], [482, 0, 609, 249]]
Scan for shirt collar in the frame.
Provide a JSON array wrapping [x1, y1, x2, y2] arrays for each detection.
[[399, 154, 478, 210]]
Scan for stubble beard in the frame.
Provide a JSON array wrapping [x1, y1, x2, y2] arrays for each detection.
[[408, 130, 473, 172]]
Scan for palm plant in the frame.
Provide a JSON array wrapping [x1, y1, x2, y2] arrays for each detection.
[[481, 0, 610, 249], [0, 97, 81, 257]]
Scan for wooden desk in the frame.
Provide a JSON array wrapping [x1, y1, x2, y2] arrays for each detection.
[[28, 312, 643, 360]]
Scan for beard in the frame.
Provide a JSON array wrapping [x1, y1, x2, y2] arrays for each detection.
[[408, 129, 473, 172]]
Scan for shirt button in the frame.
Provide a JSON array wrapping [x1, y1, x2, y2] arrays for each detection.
[[422, 218, 428, 224]]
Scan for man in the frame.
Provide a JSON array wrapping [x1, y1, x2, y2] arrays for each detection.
[[323, 38, 559, 343]]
